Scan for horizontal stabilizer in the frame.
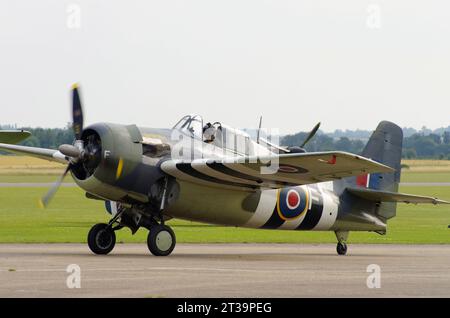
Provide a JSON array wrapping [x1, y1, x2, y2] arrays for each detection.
[[347, 187, 450, 205], [0, 130, 31, 144]]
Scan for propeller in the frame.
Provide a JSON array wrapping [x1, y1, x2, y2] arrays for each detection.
[[72, 83, 84, 140], [39, 165, 71, 208], [300, 122, 321, 148], [39, 84, 86, 208]]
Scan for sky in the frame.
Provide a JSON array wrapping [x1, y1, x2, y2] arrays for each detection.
[[1, 0, 449, 134]]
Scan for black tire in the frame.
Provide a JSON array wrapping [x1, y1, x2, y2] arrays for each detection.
[[147, 225, 176, 256], [336, 242, 347, 255], [88, 223, 116, 255]]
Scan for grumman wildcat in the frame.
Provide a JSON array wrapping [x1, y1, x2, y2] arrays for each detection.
[[0, 85, 447, 256]]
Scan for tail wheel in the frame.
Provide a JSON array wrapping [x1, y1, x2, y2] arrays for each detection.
[[336, 242, 347, 255], [147, 225, 176, 256], [88, 223, 116, 255]]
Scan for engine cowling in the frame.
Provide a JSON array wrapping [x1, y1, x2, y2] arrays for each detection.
[[71, 123, 166, 203]]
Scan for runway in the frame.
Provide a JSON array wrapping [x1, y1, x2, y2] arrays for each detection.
[[1, 243, 450, 297]]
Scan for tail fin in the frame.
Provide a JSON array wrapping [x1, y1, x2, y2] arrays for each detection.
[[361, 121, 403, 191], [356, 121, 403, 219]]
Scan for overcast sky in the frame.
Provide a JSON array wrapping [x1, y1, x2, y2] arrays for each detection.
[[1, 0, 449, 133]]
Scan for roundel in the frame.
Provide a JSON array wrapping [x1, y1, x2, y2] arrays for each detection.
[[286, 189, 300, 209], [277, 187, 309, 220]]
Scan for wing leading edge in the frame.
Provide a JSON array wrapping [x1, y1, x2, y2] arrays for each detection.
[[0, 143, 67, 164], [161, 151, 394, 190]]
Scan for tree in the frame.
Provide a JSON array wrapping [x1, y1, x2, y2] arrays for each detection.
[[335, 137, 352, 151], [444, 131, 450, 144], [403, 148, 417, 159]]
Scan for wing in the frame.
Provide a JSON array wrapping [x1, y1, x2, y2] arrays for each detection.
[[0, 143, 68, 164], [347, 187, 450, 205], [160, 151, 394, 190], [0, 130, 31, 144]]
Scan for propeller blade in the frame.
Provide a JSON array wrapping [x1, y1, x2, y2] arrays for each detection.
[[39, 165, 71, 208], [300, 122, 321, 148], [72, 83, 84, 140], [59, 144, 81, 158], [38, 85, 84, 208]]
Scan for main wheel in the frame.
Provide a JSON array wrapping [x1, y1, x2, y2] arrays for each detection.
[[336, 242, 347, 255], [88, 223, 116, 255], [147, 225, 176, 256]]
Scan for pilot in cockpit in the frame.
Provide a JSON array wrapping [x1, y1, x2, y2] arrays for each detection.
[[202, 122, 217, 143]]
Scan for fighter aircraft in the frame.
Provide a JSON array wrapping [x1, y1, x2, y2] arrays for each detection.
[[0, 85, 448, 256]]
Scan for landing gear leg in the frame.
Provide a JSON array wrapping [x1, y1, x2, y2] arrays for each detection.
[[158, 177, 169, 225], [335, 230, 349, 256], [87, 207, 125, 255]]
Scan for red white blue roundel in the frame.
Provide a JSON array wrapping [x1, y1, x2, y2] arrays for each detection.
[[277, 187, 309, 220]]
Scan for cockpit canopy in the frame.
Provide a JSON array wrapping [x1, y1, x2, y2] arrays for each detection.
[[172, 114, 204, 140], [172, 114, 254, 156]]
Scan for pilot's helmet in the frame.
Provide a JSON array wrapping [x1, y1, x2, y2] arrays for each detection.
[[203, 123, 216, 142], [202, 122, 212, 132]]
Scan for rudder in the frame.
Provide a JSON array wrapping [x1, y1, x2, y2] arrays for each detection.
[[359, 121, 403, 219], [361, 121, 403, 190]]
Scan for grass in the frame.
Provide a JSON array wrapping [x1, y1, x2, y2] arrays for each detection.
[[1, 158, 449, 183], [401, 159, 450, 183], [402, 159, 450, 172], [0, 156, 64, 176], [401, 172, 450, 183], [1, 173, 448, 184], [0, 175, 73, 183], [0, 185, 449, 244], [0, 156, 449, 244], [0, 156, 70, 182]]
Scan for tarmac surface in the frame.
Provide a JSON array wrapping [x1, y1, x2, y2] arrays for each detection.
[[1, 243, 450, 297]]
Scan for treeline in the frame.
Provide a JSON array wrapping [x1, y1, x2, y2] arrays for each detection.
[[402, 132, 450, 159], [282, 133, 365, 154], [2, 125, 450, 159], [280, 132, 366, 153], [282, 131, 450, 160]]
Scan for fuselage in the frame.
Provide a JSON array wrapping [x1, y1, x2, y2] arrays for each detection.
[[164, 180, 387, 232], [139, 125, 387, 233]]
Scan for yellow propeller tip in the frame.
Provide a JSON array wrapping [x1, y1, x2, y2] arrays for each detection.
[[71, 83, 79, 90], [37, 199, 45, 209]]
